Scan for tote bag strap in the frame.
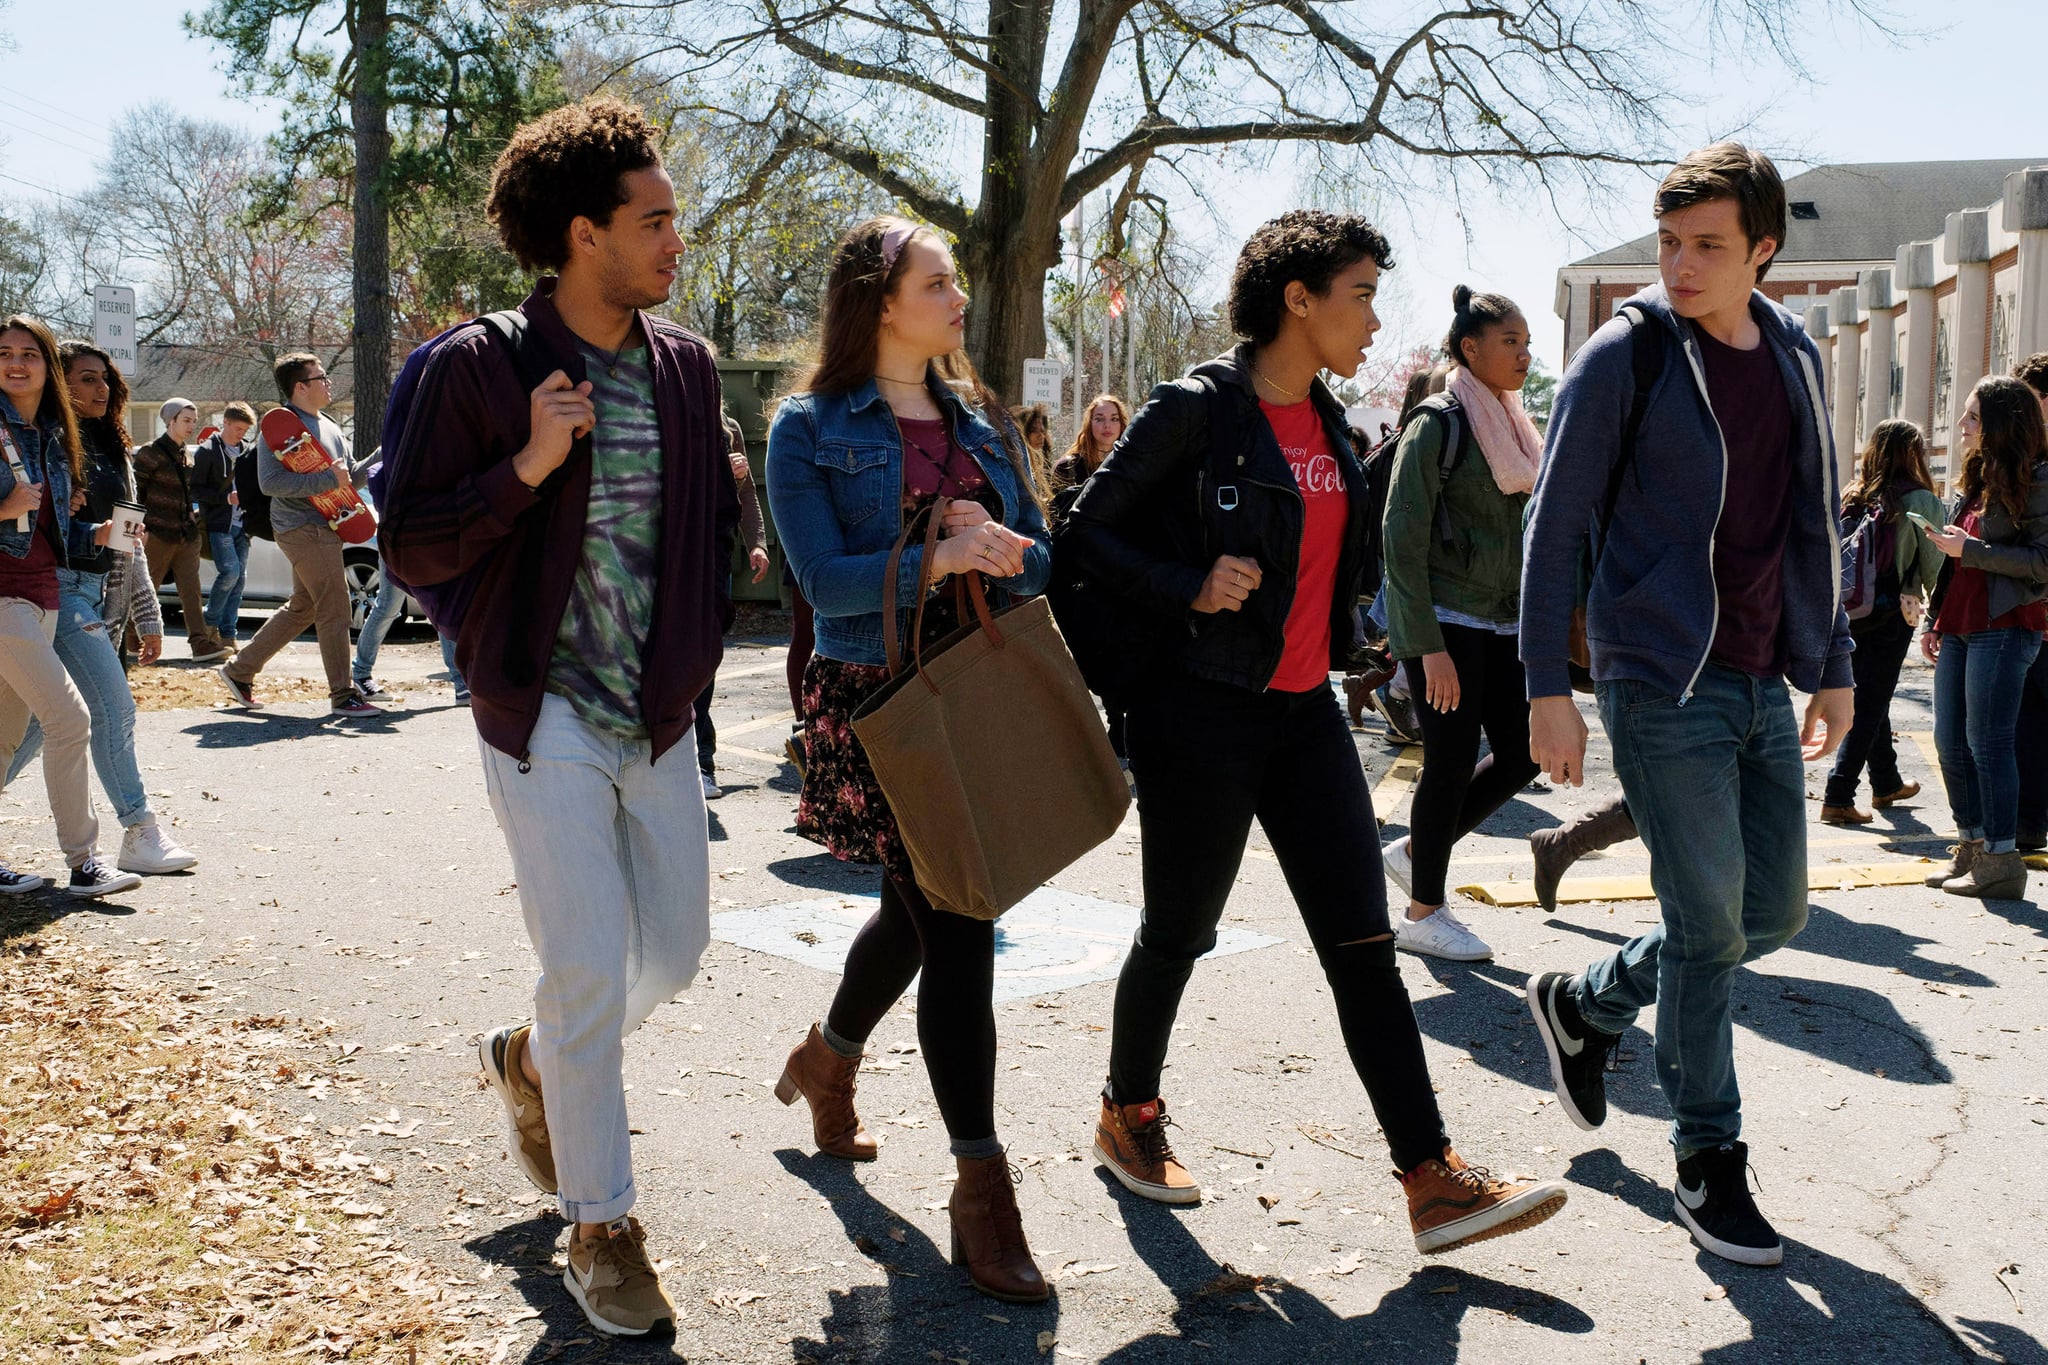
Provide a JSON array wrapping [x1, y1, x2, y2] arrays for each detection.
[[880, 503, 1009, 684]]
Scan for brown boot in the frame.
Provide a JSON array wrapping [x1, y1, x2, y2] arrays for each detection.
[[1820, 804, 1873, 826], [774, 1023, 877, 1161], [1343, 665, 1395, 728], [1872, 781, 1920, 808], [1943, 848, 2029, 899], [949, 1151, 1047, 1302], [1529, 798, 1639, 912], [1404, 1148, 1568, 1254], [1925, 839, 1982, 888]]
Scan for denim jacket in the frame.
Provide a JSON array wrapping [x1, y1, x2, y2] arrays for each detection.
[[0, 393, 91, 565], [767, 375, 1051, 667]]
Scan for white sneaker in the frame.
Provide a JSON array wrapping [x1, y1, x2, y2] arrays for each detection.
[[119, 822, 198, 875], [700, 771, 722, 801], [1381, 836, 1414, 898], [1395, 905, 1493, 962]]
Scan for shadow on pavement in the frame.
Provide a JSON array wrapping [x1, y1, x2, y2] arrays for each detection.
[[1092, 1167, 1593, 1362], [1564, 1151, 1980, 1364], [775, 1147, 1061, 1363], [1794, 904, 1995, 986], [0, 890, 138, 946], [177, 706, 442, 748], [766, 853, 884, 894]]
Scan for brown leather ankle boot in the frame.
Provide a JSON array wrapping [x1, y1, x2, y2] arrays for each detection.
[[1529, 798, 1639, 912], [948, 1151, 1048, 1303], [774, 1023, 877, 1161]]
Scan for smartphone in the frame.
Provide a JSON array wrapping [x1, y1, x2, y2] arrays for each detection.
[[1905, 510, 1939, 531]]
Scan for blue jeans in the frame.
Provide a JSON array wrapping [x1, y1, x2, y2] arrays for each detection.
[[1932, 626, 2042, 853], [441, 633, 468, 703], [352, 555, 408, 684], [205, 529, 250, 640], [1578, 665, 1809, 1158], [5, 568, 152, 827]]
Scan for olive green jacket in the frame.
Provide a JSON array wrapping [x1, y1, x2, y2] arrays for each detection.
[[1381, 412, 1530, 659]]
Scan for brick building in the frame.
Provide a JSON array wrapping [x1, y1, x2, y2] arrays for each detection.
[[1554, 157, 2048, 488]]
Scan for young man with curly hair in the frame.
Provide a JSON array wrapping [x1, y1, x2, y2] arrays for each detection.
[[378, 97, 738, 1338], [1064, 211, 1567, 1255]]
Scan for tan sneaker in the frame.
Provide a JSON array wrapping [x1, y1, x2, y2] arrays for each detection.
[[1093, 1093, 1199, 1204], [479, 1023, 557, 1194], [1404, 1147, 1567, 1254], [565, 1217, 675, 1336]]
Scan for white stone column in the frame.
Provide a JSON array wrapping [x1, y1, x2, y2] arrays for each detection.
[[2004, 166, 2048, 363], [1860, 267, 1897, 439], [1831, 287, 1863, 473], [1898, 241, 1939, 436], [1806, 302, 1834, 404], [1949, 208, 1992, 432]]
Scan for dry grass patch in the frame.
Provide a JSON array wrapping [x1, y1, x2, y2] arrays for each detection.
[[0, 928, 530, 1362]]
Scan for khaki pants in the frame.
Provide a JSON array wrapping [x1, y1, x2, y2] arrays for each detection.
[[145, 532, 223, 654], [0, 597, 99, 864], [226, 523, 353, 704]]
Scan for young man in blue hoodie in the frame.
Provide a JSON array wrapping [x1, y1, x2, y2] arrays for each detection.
[[1520, 143, 1854, 1268]]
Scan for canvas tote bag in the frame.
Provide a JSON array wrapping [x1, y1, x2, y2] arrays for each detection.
[[851, 507, 1130, 919]]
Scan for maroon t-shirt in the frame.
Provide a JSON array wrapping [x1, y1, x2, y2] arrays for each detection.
[[0, 479, 64, 611], [1694, 324, 1795, 677]]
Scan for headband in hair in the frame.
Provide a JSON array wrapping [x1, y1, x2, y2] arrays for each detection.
[[880, 222, 918, 273]]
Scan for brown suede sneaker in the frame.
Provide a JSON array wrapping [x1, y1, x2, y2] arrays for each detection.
[[565, 1216, 675, 1336], [479, 1023, 557, 1194], [1093, 1093, 1199, 1204], [1404, 1148, 1567, 1254]]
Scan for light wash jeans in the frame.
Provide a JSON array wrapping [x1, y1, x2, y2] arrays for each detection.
[[440, 634, 468, 703], [477, 693, 712, 1224], [5, 568, 152, 827], [1933, 625, 2041, 853], [352, 555, 407, 685], [1578, 665, 1810, 1158], [206, 529, 250, 641]]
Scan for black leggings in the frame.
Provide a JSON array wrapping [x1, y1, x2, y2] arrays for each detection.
[[787, 585, 816, 717], [1107, 674, 1448, 1174], [824, 873, 996, 1141], [1405, 622, 1541, 906], [1824, 609, 1913, 807]]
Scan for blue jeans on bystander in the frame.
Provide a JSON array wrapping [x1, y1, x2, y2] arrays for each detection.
[[1932, 626, 2042, 854], [206, 529, 250, 642]]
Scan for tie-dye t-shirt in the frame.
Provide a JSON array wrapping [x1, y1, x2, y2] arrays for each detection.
[[545, 341, 663, 733]]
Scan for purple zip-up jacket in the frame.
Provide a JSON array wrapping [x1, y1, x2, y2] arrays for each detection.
[[378, 280, 739, 763]]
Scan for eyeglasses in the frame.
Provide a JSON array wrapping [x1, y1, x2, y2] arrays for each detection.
[[304, 372, 331, 385]]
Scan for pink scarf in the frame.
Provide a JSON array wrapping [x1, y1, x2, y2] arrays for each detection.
[[1447, 365, 1544, 495]]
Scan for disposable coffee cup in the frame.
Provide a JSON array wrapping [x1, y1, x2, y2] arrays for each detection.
[[110, 501, 146, 549]]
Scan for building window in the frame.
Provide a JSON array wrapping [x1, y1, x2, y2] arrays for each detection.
[[1933, 315, 1954, 449], [1890, 358, 1903, 418], [1992, 290, 2017, 379]]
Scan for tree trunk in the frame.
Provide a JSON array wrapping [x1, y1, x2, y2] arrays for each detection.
[[351, 0, 393, 445], [966, 0, 1061, 401]]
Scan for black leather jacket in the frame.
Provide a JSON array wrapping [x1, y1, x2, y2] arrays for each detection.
[[1929, 458, 2048, 625], [1064, 344, 1373, 691]]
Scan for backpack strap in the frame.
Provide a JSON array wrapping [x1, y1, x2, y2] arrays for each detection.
[[1409, 392, 1468, 547], [1593, 303, 1664, 554]]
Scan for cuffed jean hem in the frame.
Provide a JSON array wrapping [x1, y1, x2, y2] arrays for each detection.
[[558, 1180, 638, 1227]]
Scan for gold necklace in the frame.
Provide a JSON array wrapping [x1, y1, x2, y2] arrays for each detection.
[[876, 373, 927, 387], [1251, 360, 1306, 402]]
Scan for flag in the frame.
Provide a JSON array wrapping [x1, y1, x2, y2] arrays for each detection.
[[1108, 288, 1127, 320]]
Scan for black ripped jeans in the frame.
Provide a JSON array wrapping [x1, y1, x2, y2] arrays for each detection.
[[1107, 672, 1449, 1174]]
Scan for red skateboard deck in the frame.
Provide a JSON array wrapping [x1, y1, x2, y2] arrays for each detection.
[[259, 406, 376, 544]]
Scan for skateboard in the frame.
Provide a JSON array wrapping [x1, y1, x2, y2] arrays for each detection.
[[259, 406, 376, 544]]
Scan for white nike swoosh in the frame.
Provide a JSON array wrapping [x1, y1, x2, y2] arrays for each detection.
[[1546, 989, 1584, 1057], [1676, 1178, 1708, 1211]]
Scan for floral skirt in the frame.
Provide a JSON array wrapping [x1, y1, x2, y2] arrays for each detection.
[[795, 596, 966, 883]]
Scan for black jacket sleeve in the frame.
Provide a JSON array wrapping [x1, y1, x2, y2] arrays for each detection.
[[189, 438, 231, 514]]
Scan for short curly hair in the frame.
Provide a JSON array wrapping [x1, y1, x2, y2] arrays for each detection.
[[487, 98, 665, 273], [2013, 351, 2048, 399], [1227, 210, 1395, 345]]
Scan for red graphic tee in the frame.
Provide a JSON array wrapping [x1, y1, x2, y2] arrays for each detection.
[[1260, 399, 1349, 691]]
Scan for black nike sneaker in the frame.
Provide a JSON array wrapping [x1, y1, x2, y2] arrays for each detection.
[[1674, 1141, 1783, 1266], [1526, 971, 1620, 1130]]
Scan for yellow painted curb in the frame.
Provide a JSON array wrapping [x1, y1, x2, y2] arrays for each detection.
[[1459, 860, 1940, 907], [1372, 744, 1424, 827]]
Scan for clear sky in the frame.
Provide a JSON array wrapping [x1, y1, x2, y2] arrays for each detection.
[[2, 3, 2045, 371]]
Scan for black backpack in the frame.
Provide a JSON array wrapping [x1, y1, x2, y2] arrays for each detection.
[[234, 442, 274, 541]]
